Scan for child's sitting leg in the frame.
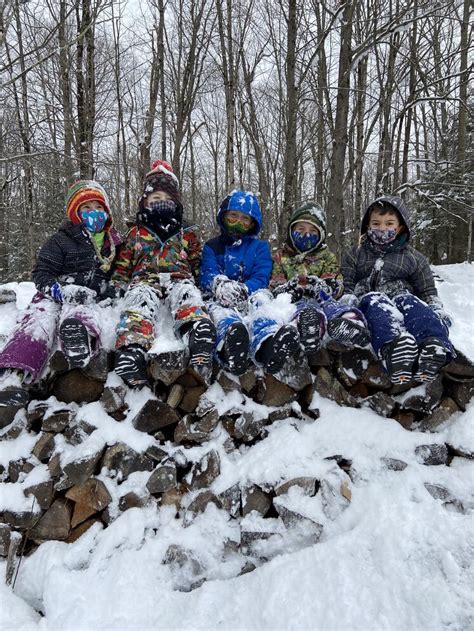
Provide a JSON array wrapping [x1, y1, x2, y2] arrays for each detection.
[[392, 293, 454, 382], [318, 292, 371, 348], [359, 292, 418, 385], [293, 302, 326, 355], [249, 290, 301, 374], [115, 283, 161, 387], [166, 280, 216, 384], [0, 293, 60, 410], [209, 303, 250, 376], [58, 285, 102, 369]]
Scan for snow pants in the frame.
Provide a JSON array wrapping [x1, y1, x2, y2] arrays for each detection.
[[210, 289, 368, 365], [115, 280, 211, 350], [208, 290, 282, 365], [358, 292, 453, 357], [0, 292, 103, 382]]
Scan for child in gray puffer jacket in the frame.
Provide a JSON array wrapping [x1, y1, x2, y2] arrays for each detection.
[[341, 195, 454, 385]]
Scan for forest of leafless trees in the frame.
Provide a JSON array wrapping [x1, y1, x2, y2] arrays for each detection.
[[0, 0, 472, 281]]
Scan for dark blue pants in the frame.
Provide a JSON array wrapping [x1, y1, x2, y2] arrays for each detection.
[[359, 292, 453, 357]]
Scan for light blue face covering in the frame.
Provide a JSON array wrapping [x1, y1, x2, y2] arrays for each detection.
[[292, 230, 320, 252], [80, 209, 108, 233]]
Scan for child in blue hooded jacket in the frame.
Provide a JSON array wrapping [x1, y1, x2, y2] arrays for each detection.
[[200, 190, 301, 375]]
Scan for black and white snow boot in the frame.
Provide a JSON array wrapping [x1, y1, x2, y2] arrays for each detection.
[[115, 345, 148, 387], [258, 324, 301, 375], [414, 337, 447, 383], [222, 321, 250, 375], [297, 307, 325, 355], [59, 317, 91, 369], [0, 385, 29, 408], [381, 333, 418, 385], [188, 319, 216, 384], [327, 316, 371, 348]]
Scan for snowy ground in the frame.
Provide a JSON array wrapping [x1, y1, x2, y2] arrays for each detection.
[[1, 264, 473, 631]]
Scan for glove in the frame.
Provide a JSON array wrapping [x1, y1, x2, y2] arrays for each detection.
[[322, 277, 344, 300], [271, 277, 304, 302], [101, 283, 125, 301], [213, 276, 249, 309], [61, 284, 97, 305], [302, 275, 330, 299], [377, 279, 410, 299], [49, 282, 63, 303], [338, 293, 359, 309], [428, 298, 452, 328]]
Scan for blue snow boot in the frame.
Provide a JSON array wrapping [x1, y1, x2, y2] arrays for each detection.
[[257, 324, 301, 375], [221, 321, 250, 376]]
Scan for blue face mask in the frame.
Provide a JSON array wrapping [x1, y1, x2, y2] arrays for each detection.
[[80, 209, 108, 233], [291, 230, 320, 252], [367, 228, 398, 245]]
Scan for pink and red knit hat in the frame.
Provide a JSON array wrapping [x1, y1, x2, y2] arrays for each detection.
[[139, 160, 182, 211]]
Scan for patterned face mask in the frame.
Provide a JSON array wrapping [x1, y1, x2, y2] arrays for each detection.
[[291, 230, 320, 252], [367, 228, 398, 245], [138, 199, 181, 239], [223, 215, 252, 235], [80, 209, 108, 233]]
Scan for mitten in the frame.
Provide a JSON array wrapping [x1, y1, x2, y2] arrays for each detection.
[[338, 293, 359, 309], [428, 297, 452, 328], [323, 277, 344, 300], [62, 284, 97, 305], [101, 282, 126, 301], [214, 277, 248, 309], [49, 282, 63, 303], [302, 275, 330, 299], [271, 277, 303, 302]]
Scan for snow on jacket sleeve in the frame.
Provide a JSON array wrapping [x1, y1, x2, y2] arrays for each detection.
[[32, 233, 66, 293], [184, 228, 202, 281], [244, 240, 273, 294], [111, 228, 135, 285], [200, 242, 221, 292], [269, 249, 288, 289], [409, 249, 438, 303], [340, 246, 359, 294]]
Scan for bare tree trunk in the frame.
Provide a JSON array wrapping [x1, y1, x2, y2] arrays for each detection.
[[326, 0, 356, 253], [281, 0, 298, 234], [216, 0, 236, 190], [12, 0, 35, 269], [111, 2, 130, 214], [139, 4, 163, 180], [75, 0, 96, 178], [58, 0, 74, 183]]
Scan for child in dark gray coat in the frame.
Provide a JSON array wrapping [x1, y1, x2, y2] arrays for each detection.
[[341, 195, 453, 385]]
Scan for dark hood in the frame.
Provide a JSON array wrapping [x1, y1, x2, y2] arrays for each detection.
[[361, 195, 411, 241]]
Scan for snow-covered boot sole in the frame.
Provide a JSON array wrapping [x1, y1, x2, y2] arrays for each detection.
[[59, 318, 91, 369], [382, 333, 418, 385], [0, 386, 29, 408], [188, 319, 216, 384], [327, 317, 371, 348], [264, 324, 301, 375], [222, 322, 250, 375], [297, 308, 325, 355], [115, 346, 148, 387], [414, 337, 447, 383]]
